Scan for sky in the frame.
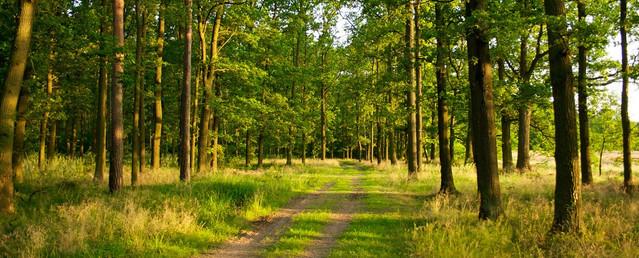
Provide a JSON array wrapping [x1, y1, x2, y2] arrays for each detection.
[[333, 7, 638, 121]]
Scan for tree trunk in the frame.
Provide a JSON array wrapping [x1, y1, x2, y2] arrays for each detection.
[[516, 105, 531, 170], [152, 0, 165, 173], [257, 128, 264, 167], [48, 120, 57, 159], [466, 0, 503, 220], [12, 85, 29, 184], [405, 2, 418, 176], [40, 43, 55, 168], [414, 0, 423, 170], [110, 0, 125, 193], [95, 0, 108, 182], [132, 0, 145, 185], [501, 115, 514, 172], [180, 0, 193, 182], [577, 1, 592, 185], [545, 0, 581, 232], [464, 122, 474, 165], [436, 3, 456, 193], [0, 0, 35, 214], [620, 0, 633, 193], [245, 129, 250, 167]]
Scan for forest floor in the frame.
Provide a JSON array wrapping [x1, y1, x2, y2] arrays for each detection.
[[2, 155, 639, 257]]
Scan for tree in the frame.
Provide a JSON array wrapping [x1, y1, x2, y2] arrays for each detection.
[[466, 0, 503, 219], [152, 0, 165, 173], [435, 2, 456, 194], [620, 0, 633, 193], [94, 0, 108, 182], [405, 2, 418, 176], [110, 0, 125, 193], [545, 0, 581, 232], [0, 0, 36, 214], [180, 0, 193, 182], [577, 0, 592, 185]]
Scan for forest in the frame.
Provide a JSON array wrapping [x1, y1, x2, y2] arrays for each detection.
[[1, 0, 638, 257]]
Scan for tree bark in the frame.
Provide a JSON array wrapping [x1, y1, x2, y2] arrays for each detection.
[[466, 0, 503, 220], [414, 0, 423, 170], [436, 3, 456, 194], [0, 0, 35, 214], [110, 0, 125, 193], [405, 2, 418, 176], [577, 0, 592, 185], [620, 0, 633, 193], [152, 0, 165, 173], [95, 0, 108, 182], [545, 0, 581, 232], [40, 42, 55, 168], [245, 129, 250, 167], [132, 0, 146, 185], [180, 0, 193, 182], [501, 115, 514, 172], [12, 85, 29, 184]]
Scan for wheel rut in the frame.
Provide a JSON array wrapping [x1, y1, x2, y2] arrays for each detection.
[[199, 181, 336, 258]]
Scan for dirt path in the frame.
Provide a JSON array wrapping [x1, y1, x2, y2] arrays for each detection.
[[300, 175, 364, 258], [199, 182, 336, 258]]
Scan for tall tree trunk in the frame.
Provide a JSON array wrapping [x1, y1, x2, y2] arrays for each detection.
[[620, 0, 633, 193], [498, 60, 513, 172], [436, 3, 456, 193], [516, 0, 532, 171], [110, 0, 125, 193], [466, 0, 503, 220], [545, 0, 581, 232], [320, 53, 328, 160], [132, 0, 145, 185], [12, 85, 29, 184], [414, 0, 423, 170], [152, 0, 165, 173], [450, 114, 455, 161], [405, 2, 418, 176], [577, 0, 592, 185], [40, 43, 55, 168], [464, 121, 474, 165], [95, 0, 108, 182], [180, 0, 193, 182], [0, 0, 35, 214]]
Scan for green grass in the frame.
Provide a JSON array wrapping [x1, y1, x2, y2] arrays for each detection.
[[1, 155, 330, 257], [3, 156, 639, 257]]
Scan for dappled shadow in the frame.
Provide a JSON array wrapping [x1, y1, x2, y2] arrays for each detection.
[[338, 160, 375, 171]]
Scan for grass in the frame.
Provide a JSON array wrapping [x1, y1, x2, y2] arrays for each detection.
[[2, 154, 639, 257], [0, 155, 330, 257]]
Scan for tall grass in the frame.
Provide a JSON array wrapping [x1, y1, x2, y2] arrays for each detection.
[[1, 155, 328, 257]]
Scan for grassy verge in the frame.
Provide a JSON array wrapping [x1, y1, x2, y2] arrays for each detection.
[[0, 156, 331, 257]]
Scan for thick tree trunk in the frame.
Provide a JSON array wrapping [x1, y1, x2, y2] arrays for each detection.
[[516, 105, 531, 170], [501, 115, 514, 172], [405, 3, 418, 176], [110, 0, 125, 193], [436, 3, 456, 193], [95, 0, 108, 182], [545, 0, 581, 232], [152, 0, 165, 173], [0, 0, 35, 214], [577, 1, 592, 185], [620, 0, 633, 193], [466, 0, 503, 220], [180, 0, 193, 182]]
